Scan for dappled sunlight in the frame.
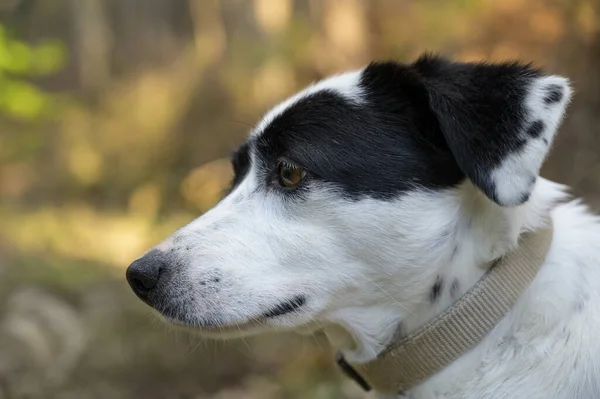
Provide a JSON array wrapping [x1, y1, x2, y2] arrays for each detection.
[[190, 0, 227, 67], [66, 143, 102, 185], [129, 183, 162, 218], [181, 158, 232, 212], [252, 57, 296, 108], [323, 0, 367, 63], [254, 0, 293, 35], [0, 161, 36, 198], [577, 1, 598, 40], [0, 205, 193, 268], [530, 9, 564, 42], [97, 66, 198, 138], [0, 26, 65, 120]]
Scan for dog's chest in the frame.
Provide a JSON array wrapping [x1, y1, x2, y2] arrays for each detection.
[[399, 209, 600, 399]]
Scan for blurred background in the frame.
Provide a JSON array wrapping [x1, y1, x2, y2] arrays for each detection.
[[0, 0, 599, 398]]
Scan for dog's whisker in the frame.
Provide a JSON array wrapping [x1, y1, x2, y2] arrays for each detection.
[[236, 321, 253, 353], [185, 336, 205, 357], [229, 118, 255, 129], [310, 331, 323, 353], [367, 279, 416, 316]]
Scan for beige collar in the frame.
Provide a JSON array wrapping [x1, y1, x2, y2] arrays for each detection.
[[337, 220, 554, 395]]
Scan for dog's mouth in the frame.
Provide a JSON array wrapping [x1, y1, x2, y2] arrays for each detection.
[[261, 295, 306, 318], [157, 295, 308, 335]]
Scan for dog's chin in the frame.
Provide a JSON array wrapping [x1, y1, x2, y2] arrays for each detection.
[[153, 294, 313, 339], [165, 316, 269, 339], [156, 312, 308, 339]]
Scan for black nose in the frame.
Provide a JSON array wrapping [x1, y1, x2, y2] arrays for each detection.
[[126, 251, 164, 303]]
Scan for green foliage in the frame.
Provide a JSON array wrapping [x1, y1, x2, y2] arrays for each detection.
[[0, 25, 66, 121]]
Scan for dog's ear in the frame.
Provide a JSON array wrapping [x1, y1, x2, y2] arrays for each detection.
[[412, 55, 572, 206]]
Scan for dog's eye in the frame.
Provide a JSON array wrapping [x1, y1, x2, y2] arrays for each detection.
[[277, 163, 306, 188]]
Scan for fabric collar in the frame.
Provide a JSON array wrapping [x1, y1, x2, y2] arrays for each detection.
[[336, 220, 554, 395]]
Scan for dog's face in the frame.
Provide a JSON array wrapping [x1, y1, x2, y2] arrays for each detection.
[[126, 55, 571, 341]]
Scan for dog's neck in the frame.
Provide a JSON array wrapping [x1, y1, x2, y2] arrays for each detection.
[[321, 179, 564, 369]]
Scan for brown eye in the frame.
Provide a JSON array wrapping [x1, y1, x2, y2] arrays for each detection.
[[277, 163, 306, 188]]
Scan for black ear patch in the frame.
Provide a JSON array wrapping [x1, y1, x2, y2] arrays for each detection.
[[412, 55, 572, 206]]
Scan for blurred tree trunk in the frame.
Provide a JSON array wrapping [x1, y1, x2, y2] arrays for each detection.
[[545, 0, 600, 201], [70, 0, 112, 90]]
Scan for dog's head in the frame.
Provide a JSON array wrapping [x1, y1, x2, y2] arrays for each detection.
[[126, 55, 571, 344]]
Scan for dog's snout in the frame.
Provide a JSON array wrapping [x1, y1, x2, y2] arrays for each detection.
[[126, 251, 165, 303]]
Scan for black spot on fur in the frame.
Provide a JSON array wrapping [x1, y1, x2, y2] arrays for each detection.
[[450, 279, 460, 298], [544, 84, 563, 104], [512, 138, 528, 154], [430, 277, 443, 303], [526, 120, 545, 138], [519, 191, 531, 204], [543, 138, 549, 145]]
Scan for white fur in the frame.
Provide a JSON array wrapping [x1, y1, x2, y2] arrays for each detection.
[[491, 76, 572, 206], [405, 181, 600, 399], [147, 70, 600, 398], [252, 70, 364, 137]]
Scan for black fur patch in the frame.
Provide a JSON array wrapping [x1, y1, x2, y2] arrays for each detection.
[[544, 84, 563, 104], [519, 192, 531, 203], [243, 54, 548, 204], [412, 55, 542, 205], [251, 64, 464, 200], [526, 120, 545, 138], [430, 277, 443, 303]]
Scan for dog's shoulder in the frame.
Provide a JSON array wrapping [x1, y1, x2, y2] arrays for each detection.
[[413, 199, 600, 399]]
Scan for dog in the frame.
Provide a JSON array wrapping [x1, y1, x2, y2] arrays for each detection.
[[126, 54, 600, 398]]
